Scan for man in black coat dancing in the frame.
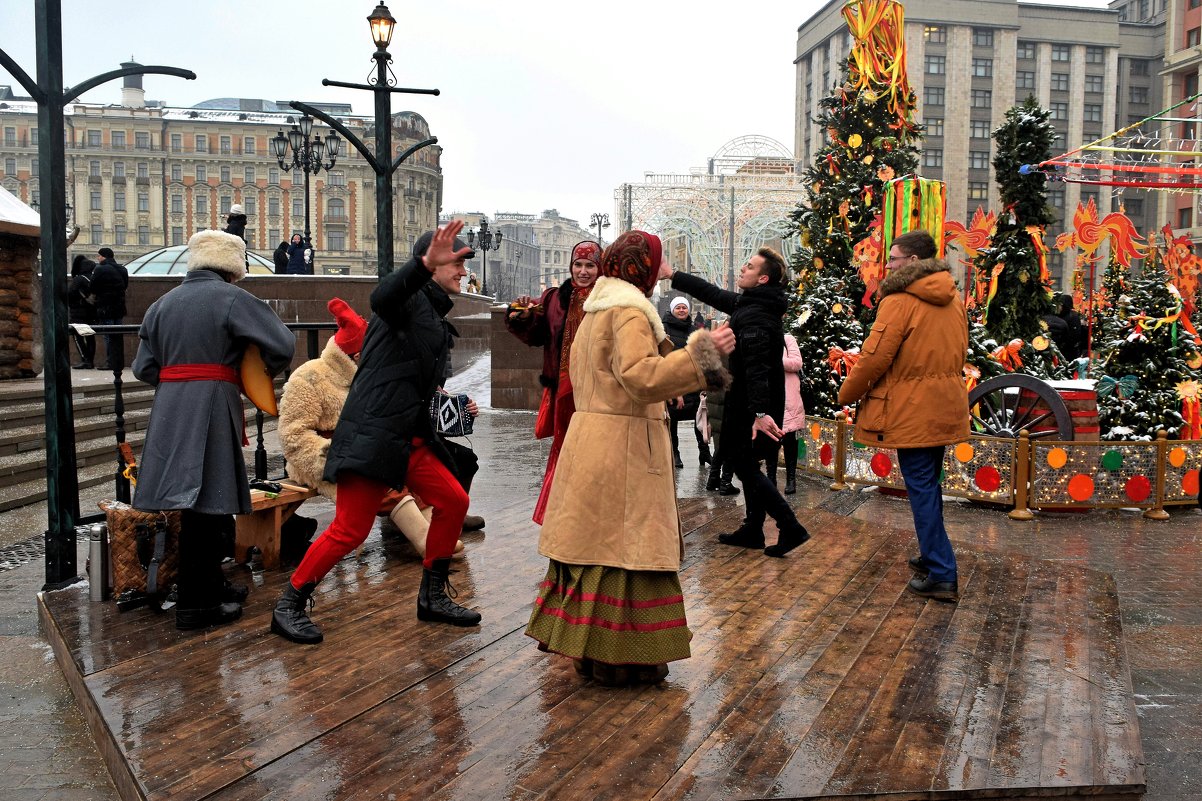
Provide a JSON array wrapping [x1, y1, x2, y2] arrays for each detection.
[[662, 248, 811, 557]]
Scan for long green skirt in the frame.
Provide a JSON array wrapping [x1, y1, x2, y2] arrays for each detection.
[[525, 560, 692, 666]]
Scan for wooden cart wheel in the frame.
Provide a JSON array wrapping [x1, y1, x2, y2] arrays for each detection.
[[967, 374, 1073, 440]]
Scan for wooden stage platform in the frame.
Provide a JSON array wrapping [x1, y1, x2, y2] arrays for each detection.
[[39, 497, 1145, 801]]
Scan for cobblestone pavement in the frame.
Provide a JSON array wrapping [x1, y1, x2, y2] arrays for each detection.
[[1, 353, 1199, 799]]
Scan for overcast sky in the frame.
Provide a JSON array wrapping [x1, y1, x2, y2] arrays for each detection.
[[3, 0, 1111, 230]]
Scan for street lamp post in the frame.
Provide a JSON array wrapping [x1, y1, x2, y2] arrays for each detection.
[[466, 218, 502, 296], [271, 115, 341, 269], [288, 2, 440, 277], [590, 212, 610, 245]]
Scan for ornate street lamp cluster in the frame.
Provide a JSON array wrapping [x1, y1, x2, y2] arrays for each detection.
[[466, 218, 502, 296], [271, 115, 341, 259], [590, 212, 610, 245]]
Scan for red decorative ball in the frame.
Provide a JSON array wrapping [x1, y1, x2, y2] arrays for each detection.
[[820, 443, 833, 467], [974, 465, 1002, 493], [1124, 475, 1151, 503], [870, 452, 893, 477]]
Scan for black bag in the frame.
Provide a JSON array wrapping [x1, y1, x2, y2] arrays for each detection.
[[430, 392, 474, 437]]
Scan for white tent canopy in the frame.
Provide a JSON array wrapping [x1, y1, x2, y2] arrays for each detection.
[[0, 185, 40, 238]]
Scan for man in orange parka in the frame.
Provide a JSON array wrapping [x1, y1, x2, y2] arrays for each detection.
[[837, 230, 969, 602]]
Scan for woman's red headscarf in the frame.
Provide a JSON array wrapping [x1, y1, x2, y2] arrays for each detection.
[[600, 231, 662, 294]]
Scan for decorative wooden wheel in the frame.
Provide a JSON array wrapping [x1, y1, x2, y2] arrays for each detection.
[[967, 374, 1074, 440]]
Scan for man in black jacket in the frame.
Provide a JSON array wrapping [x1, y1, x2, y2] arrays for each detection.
[[272, 221, 479, 644], [90, 247, 128, 370], [664, 248, 811, 557]]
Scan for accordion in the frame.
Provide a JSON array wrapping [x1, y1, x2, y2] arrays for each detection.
[[430, 392, 473, 437]]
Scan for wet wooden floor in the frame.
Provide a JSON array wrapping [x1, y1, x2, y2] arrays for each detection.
[[39, 497, 1145, 801]]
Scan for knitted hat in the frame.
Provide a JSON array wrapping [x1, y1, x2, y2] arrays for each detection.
[[670, 296, 690, 311], [328, 297, 367, 355], [186, 229, 247, 281], [600, 231, 662, 294], [97, 247, 114, 260], [229, 204, 245, 216]]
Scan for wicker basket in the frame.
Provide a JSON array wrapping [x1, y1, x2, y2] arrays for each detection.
[[100, 501, 181, 597]]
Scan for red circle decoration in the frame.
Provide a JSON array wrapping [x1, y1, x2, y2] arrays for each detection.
[[974, 465, 1002, 493], [820, 443, 833, 467], [1067, 474, 1095, 502], [1183, 469, 1200, 497], [1124, 475, 1152, 503], [870, 452, 893, 477]]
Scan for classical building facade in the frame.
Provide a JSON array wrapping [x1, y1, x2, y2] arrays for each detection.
[[0, 68, 443, 275], [795, 0, 1168, 288]]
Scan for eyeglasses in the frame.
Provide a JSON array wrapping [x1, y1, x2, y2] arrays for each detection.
[[887, 254, 911, 264]]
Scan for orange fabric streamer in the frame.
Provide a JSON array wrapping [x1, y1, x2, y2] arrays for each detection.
[[981, 263, 1005, 323], [990, 339, 1025, 372], [841, 0, 913, 124], [1183, 398, 1202, 440], [1026, 226, 1051, 285], [828, 346, 861, 377], [963, 363, 981, 395]]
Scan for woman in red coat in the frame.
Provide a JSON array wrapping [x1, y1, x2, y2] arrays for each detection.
[[505, 241, 601, 523]]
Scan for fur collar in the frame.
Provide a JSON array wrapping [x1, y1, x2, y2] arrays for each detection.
[[879, 257, 950, 298], [583, 276, 666, 341], [319, 336, 358, 387]]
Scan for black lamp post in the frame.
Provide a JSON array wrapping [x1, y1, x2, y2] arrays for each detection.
[[271, 116, 340, 267], [287, 2, 440, 277], [466, 218, 502, 296], [590, 212, 610, 245], [0, 0, 194, 589]]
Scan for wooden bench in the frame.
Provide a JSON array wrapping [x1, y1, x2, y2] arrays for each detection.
[[235, 483, 319, 570]]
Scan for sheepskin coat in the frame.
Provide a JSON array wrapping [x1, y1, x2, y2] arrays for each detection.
[[837, 258, 969, 449], [278, 337, 357, 499], [538, 276, 730, 572]]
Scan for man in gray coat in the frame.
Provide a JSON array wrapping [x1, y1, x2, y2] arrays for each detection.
[[133, 230, 295, 630]]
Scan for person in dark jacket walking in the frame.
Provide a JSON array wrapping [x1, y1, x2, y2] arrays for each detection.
[[223, 204, 250, 270], [272, 241, 290, 274], [662, 295, 711, 469], [272, 221, 479, 644], [133, 230, 295, 630], [1057, 293, 1086, 361], [665, 247, 812, 557], [68, 254, 97, 368], [284, 233, 314, 275], [90, 247, 128, 370]]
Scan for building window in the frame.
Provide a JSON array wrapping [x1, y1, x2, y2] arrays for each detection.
[[220, 196, 231, 215], [111, 130, 126, 148], [1017, 40, 1036, 59], [1085, 75, 1104, 93], [89, 160, 101, 177], [1188, 27, 1201, 47], [196, 164, 207, 181], [30, 159, 37, 176], [3, 127, 15, 146], [328, 230, 346, 250], [172, 226, 184, 245], [90, 190, 102, 210], [29, 127, 37, 144], [244, 166, 255, 184], [968, 182, 989, 201], [1016, 69, 1037, 88], [91, 224, 102, 243], [1051, 73, 1070, 92], [269, 168, 279, 184], [114, 190, 125, 211], [328, 198, 346, 219], [926, 117, 944, 136], [195, 135, 207, 152], [1192, 0, 1201, 8], [1179, 207, 1192, 229], [87, 130, 101, 147], [292, 198, 304, 217], [138, 192, 149, 212], [170, 133, 182, 152], [244, 196, 256, 215], [971, 120, 991, 139], [1050, 102, 1069, 120], [113, 161, 125, 178], [1051, 44, 1071, 62], [924, 86, 945, 106], [220, 165, 230, 183], [970, 150, 991, 169], [219, 135, 231, 155], [171, 195, 183, 213], [1130, 59, 1149, 76], [924, 25, 946, 43], [244, 136, 255, 155], [269, 197, 280, 216], [1085, 46, 1105, 64], [4, 157, 16, 175], [1130, 86, 1149, 104], [1125, 198, 1144, 215], [137, 162, 148, 179], [973, 28, 993, 47], [971, 89, 992, 108], [328, 170, 346, 186], [138, 225, 149, 245], [115, 224, 126, 246], [972, 58, 993, 78], [1048, 187, 1065, 207], [171, 164, 182, 181], [1083, 104, 1103, 123], [269, 228, 280, 245], [922, 149, 943, 168], [925, 55, 946, 75], [135, 131, 150, 149], [197, 194, 208, 214]]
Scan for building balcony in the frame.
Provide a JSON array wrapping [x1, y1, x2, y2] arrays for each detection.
[[324, 214, 349, 225]]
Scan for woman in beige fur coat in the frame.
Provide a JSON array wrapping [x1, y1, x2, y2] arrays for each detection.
[[278, 298, 460, 557]]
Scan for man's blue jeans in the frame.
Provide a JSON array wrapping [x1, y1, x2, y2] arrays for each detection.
[[897, 446, 957, 583]]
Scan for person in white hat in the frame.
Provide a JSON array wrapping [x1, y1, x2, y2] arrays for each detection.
[[661, 295, 712, 469], [223, 203, 249, 267]]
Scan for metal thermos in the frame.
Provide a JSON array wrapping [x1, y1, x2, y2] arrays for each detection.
[[88, 523, 109, 602]]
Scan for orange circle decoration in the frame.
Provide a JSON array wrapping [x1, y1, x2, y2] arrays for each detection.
[[1046, 448, 1068, 470], [870, 452, 893, 477], [810, 422, 822, 441], [1183, 469, 1200, 496], [1067, 474, 1095, 502], [1189, 353, 1202, 370], [954, 442, 975, 463], [1169, 447, 1187, 468], [1032, 335, 1050, 351], [832, 303, 844, 314], [974, 465, 1002, 493], [820, 443, 833, 467], [1124, 475, 1152, 503]]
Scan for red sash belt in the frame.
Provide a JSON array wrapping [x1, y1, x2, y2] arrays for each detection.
[[159, 363, 247, 444]]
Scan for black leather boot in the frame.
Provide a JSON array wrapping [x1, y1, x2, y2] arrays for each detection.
[[673, 450, 684, 469], [418, 559, 481, 627], [176, 602, 242, 631], [271, 581, 323, 644], [718, 525, 765, 549], [717, 479, 740, 496], [698, 442, 712, 466], [784, 470, 796, 495], [764, 522, 811, 558], [705, 463, 722, 491]]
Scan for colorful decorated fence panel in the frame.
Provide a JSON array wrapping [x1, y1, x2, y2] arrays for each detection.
[[1159, 441, 1202, 504], [797, 418, 841, 479], [942, 437, 1016, 504], [1030, 440, 1161, 509]]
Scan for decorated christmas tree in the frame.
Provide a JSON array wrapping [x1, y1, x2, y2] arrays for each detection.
[[787, 265, 863, 418], [974, 97, 1058, 344]]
